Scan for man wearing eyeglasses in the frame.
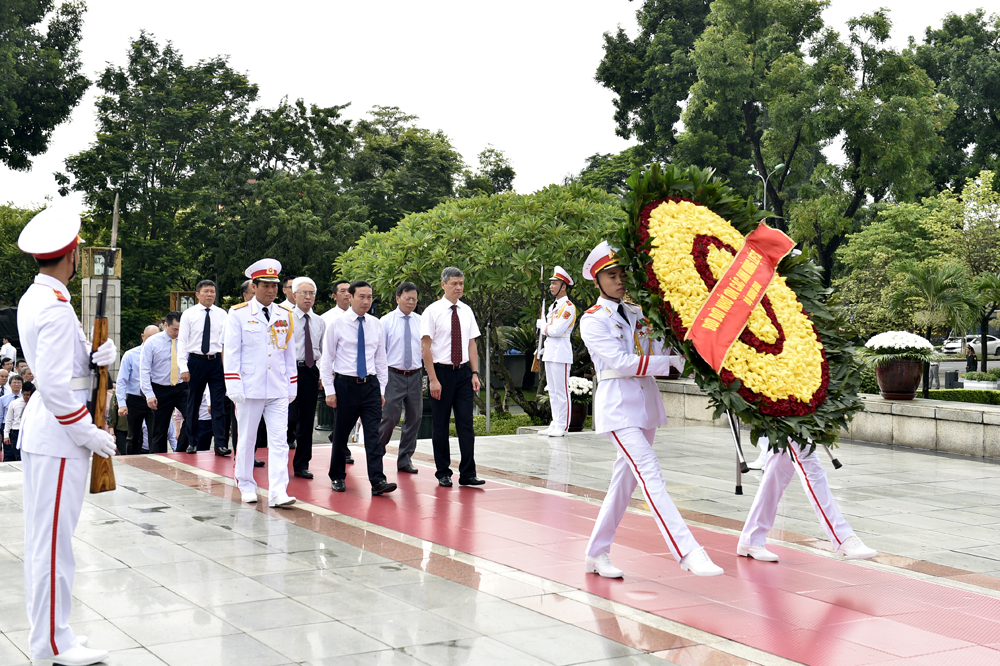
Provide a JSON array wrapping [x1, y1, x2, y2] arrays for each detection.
[[289, 277, 325, 479], [379, 282, 423, 474]]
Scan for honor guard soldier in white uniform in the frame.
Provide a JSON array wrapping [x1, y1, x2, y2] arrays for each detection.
[[224, 259, 298, 508], [737, 435, 877, 562], [536, 266, 576, 437], [580, 241, 723, 579], [17, 202, 117, 666]]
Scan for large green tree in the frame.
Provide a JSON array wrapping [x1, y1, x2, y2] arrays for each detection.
[[0, 204, 43, 306], [0, 0, 89, 170], [335, 184, 625, 418], [911, 10, 1000, 192]]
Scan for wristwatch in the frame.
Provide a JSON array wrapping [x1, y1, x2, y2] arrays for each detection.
[[471, 370, 480, 376]]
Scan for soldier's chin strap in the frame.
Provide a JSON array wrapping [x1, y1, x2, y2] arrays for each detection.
[[594, 274, 621, 303]]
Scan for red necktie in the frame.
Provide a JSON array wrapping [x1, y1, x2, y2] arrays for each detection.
[[451, 305, 462, 366]]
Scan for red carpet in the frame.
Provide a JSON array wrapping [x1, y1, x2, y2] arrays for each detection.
[[164, 446, 1000, 665]]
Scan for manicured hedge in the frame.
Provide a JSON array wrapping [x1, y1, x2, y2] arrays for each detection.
[[927, 389, 1000, 405]]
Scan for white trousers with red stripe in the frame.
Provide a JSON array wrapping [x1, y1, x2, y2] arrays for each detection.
[[22, 452, 88, 660], [740, 438, 853, 548], [546, 361, 571, 433], [586, 427, 700, 562], [234, 398, 290, 502]]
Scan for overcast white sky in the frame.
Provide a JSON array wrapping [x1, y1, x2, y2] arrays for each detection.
[[0, 0, 992, 208]]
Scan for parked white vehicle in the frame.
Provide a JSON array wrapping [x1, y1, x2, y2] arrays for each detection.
[[942, 335, 1000, 356]]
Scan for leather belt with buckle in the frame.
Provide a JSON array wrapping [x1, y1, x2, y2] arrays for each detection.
[[189, 353, 220, 360], [389, 367, 420, 376], [434, 362, 470, 371], [335, 374, 376, 384]]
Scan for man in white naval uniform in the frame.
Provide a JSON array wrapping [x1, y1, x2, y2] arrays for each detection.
[[536, 266, 576, 437], [580, 241, 723, 578], [224, 258, 298, 508], [737, 436, 877, 562], [17, 202, 118, 666]]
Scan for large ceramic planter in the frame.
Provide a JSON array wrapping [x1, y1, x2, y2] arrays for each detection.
[[569, 402, 588, 432], [875, 359, 923, 400]]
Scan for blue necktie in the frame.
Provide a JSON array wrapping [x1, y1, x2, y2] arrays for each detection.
[[357, 316, 367, 378]]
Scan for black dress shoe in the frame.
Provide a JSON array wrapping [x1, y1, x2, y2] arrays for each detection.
[[371, 481, 397, 496], [253, 459, 265, 467], [438, 477, 453, 488], [398, 464, 419, 474], [294, 470, 314, 479], [345, 455, 355, 464], [185, 445, 197, 454], [459, 477, 486, 486], [331, 479, 346, 492], [215, 447, 232, 457], [289, 442, 297, 450]]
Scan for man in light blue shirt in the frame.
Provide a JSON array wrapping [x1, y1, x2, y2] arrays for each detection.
[[115, 324, 159, 455], [139, 312, 188, 454], [379, 282, 424, 474]]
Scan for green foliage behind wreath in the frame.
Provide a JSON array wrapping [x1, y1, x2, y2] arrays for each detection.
[[615, 164, 865, 452]]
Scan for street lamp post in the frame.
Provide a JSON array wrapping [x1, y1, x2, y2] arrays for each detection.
[[749, 163, 786, 212]]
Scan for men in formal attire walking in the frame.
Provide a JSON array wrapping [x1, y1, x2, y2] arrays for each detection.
[[321, 281, 395, 495], [140, 312, 189, 454], [536, 266, 577, 437], [177, 280, 230, 456], [420, 267, 485, 487], [290, 277, 325, 479], [320, 278, 355, 464], [224, 258, 297, 507], [115, 324, 159, 455], [16, 201, 116, 665], [379, 282, 423, 474]]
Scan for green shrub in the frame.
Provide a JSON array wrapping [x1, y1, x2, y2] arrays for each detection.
[[448, 412, 542, 437], [927, 389, 1000, 405], [858, 364, 880, 394], [961, 368, 1000, 381]]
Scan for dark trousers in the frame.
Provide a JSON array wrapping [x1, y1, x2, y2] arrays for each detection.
[[329, 375, 384, 486], [185, 355, 227, 451], [326, 401, 353, 460], [379, 370, 423, 468], [113, 429, 127, 455], [196, 420, 213, 450], [431, 363, 476, 480], [292, 364, 320, 472], [125, 393, 155, 455], [150, 382, 189, 454], [3, 430, 20, 462]]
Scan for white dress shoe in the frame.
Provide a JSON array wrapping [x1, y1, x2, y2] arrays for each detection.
[[75, 637, 87, 648], [33, 644, 109, 665], [240, 492, 257, 504], [585, 552, 624, 578], [548, 429, 566, 437], [736, 542, 779, 562], [679, 546, 724, 576], [269, 495, 296, 508], [836, 535, 877, 560], [536, 427, 553, 437]]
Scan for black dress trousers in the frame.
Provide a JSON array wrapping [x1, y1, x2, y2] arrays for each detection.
[[328, 375, 385, 487], [292, 363, 320, 472], [185, 354, 227, 451], [124, 393, 155, 455], [149, 382, 189, 454], [430, 363, 477, 481]]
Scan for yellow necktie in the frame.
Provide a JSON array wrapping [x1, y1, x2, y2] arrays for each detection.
[[170, 338, 179, 385]]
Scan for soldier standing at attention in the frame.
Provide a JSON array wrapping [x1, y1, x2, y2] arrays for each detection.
[[536, 266, 576, 437], [224, 259, 298, 507], [580, 241, 723, 579], [17, 202, 118, 665]]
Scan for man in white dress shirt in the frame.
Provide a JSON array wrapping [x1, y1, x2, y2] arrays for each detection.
[[321, 280, 394, 495], [140, 312, 188, 454], [177, 280, 230, 456], [536, 266, 577, 437], [420, 267, 485, 488], [379, 282, 423, 474], [580, 241, 722, 579], [223, 258, 297, 507], [320, 278, 355, 464], [290, 277, 325, 479], [0, 336, 15, 364]]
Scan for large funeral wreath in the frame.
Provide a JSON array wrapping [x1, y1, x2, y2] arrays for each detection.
[[615, 164, 864, 453]]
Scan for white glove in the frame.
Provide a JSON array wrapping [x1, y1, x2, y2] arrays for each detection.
[[81, 429, 116, 458], [91, 338, 118, 367], [535, 319, 546, 331], [288, 395, 296, 403], [230, 392, 245, 404]]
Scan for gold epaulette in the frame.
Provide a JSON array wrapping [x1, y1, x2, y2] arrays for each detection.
[[585, 304, 602, 314], [232, 302, 249, 310]]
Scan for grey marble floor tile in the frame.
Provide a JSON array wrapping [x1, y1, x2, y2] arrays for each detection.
[[148, 633, 290, 666], [209, 597, 332, 633], [253, 621, 390, 661], [73, 585, 196, 619], [341, 609, 480, 648], [132, 559, 245, 587], [170, 577, 284, 607], [110, 608, 242, 646], [405, 636, 552, 666], [295, 588, 421, 621]]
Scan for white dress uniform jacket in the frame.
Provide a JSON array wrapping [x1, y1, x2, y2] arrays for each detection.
[[541, 296, 576, 364], [223, 299, 298, 400], [580, 297, 683, 434], [17, 274, 101, 459]]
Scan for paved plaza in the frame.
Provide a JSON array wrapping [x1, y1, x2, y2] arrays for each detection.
[[2, 425, 1000, 665]]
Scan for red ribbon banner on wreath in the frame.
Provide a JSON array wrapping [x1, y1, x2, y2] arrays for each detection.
[[685, 224, 796, 373]]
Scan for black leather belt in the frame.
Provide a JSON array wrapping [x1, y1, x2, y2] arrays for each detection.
[[434, 362, 469, 371], [189, 353, 220, 360], [297, 361, 318, 367], [335, 374, 377, 384], [389, 367, 421, 376]]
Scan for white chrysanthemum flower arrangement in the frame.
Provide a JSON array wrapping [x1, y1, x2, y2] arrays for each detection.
[[860, 331, 937, 367]]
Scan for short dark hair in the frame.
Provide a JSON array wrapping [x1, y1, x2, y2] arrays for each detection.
[[348, 280, 372, 295], [35, 250, 74, 269], [195, 279, 216, 292], [240, 279, 252, 297], [16, 360, 26, 368], [331, 279, 350, 295], [0, 358, 9, 366], [283, 276, 296, 287], [21, 381, 34, 393], [165, 311, 182, 326], [395, 282, 418, 298], [2, 336, 8, 342]]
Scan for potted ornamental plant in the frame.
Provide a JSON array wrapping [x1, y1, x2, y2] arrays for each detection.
[[568, 376, 593, 432], [859, 331, 937, 400]]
